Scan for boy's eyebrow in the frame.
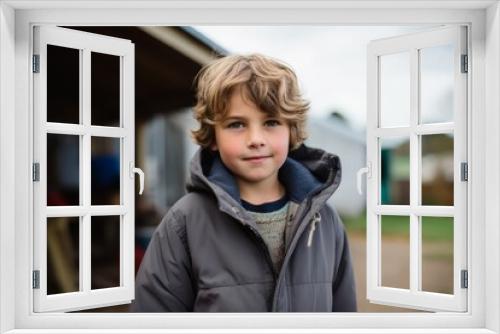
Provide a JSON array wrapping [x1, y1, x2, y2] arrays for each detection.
[[222, 114, 279, 122], [223, 115, 247, 121]]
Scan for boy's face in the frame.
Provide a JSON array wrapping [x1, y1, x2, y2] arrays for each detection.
[[211, 88, 290, 188]]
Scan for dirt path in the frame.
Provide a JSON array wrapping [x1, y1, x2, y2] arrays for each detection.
[[348, 232, 454, 312]]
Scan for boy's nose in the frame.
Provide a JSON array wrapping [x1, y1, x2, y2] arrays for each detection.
[[247, 128, 265, 148]]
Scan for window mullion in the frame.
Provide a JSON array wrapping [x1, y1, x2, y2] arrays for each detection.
[[409, 48, 420, 293], [120, 55, 125, 288], [81, 48, 91, 293]]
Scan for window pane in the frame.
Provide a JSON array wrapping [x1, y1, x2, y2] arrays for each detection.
[[380, 52, 410, 128], [421, 217, 454, 294], [47, 44, 80, 124], [421, 134, 454, 206], [91, 137, 121, 205], [47, 134, 80, 206], [47, 217, 79, 295], [91, 52, 120, 127], [380, 137, 410, 205], [420, 45, 454, 124], [381, 215, 410, 289], [91, 216, 120, 290]]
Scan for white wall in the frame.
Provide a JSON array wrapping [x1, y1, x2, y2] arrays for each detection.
[[0, 3, 16, 333], [306, 116, 366, 218]]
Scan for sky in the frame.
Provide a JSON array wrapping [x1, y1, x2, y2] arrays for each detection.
[[191, 25, 444, 131]]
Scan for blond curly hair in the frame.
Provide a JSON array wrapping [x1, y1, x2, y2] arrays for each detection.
[[191, 53, 310, 150]]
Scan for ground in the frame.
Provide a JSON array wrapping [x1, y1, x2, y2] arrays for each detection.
[[348, 231, 454, 312]]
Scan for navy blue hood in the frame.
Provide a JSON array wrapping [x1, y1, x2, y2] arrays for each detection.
[[186, 144, 342, 208]]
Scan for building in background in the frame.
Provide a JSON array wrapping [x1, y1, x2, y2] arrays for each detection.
[[306, 113, 366, 218]]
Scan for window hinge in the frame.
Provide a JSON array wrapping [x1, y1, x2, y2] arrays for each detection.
[[33, 163, 40, 182], [32, 55, 40, 73], [33, 270, 40, 289], [461, 162, 468, 181], [461, 54, 468, 73], [461, 269, 468, 289]]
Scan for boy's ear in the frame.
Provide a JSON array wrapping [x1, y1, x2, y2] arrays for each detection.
[[210, 142, 218, 151]]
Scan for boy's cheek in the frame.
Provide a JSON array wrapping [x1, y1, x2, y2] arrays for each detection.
[[214, 140, 242, 159], [277, 128, 292, 151]]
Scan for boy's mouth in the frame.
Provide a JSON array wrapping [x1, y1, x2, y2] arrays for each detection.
[[243, 155, 272, 161]]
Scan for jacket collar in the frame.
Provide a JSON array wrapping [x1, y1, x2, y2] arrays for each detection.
[[206, 153, 323, 205], [187, 144, 341, 219]]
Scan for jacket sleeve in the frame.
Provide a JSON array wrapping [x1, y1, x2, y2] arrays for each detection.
[[130, 210, 196, 312], [329, 206, 358, 312]]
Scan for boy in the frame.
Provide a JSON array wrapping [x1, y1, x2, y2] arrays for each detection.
[[131, 53, 357, 312]]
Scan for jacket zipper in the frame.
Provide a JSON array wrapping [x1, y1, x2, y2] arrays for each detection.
[[306, 212, 321, 247], [271, 199, 313, 311]]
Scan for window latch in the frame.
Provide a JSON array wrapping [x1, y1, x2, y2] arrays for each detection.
[[129, 162, 145, 195], [356, 162, 372, 195]]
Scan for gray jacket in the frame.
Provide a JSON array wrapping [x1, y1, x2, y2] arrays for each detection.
[[131, 144, 357, 312]]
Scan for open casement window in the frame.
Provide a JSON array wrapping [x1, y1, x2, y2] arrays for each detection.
[[32, 26, 141, 312], [364, 25, 468, 312]]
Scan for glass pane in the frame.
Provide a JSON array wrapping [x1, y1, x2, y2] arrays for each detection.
[[91, 137, 121, 205], [47, 217, 79, 294], [47, 44, 80, 124], [91, 52, 120, 127], [380, 137, 410, 205], [47, 134, 80, 206], [380, 52, 410, 128], [421, 134, 454, 206], [421, 217, 454, 294], [420, 45, 454, 124], [381, 215, 410, 289], [91, 216, 120, 289]]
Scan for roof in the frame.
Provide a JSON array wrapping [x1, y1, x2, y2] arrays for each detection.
[[178, 26, 229, 56]]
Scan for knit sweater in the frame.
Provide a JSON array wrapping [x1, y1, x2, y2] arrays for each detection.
[[242, 198, 290, 275]]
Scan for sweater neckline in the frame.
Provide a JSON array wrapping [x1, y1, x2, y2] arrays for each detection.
[[241, 194, 289, 213]]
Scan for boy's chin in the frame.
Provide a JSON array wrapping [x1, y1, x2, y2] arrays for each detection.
[[236, 172, 277, 184]]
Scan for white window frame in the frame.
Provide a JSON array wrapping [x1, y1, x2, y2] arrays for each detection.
[[32, 26, 136, 312], [0, 1, 498, 333], [366, 26, 468, 312]]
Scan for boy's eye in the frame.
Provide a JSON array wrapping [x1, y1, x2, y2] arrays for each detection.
[[226, 121, 244, 129], [265, 119, 281, 127]]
